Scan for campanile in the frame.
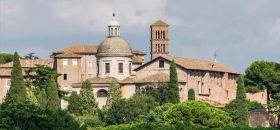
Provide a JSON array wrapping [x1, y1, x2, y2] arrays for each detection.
[[150, 20, 169, 60]]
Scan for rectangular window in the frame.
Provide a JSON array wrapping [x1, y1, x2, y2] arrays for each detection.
[[118, 63, 123, 73], [81, 74, 84, 80], [88, 61, 92, 68], [63, 59, 68, 66], [159, 60, 164, 68], [72, 59, 77, 66], [6, 79, 11, 87], [63, 74, 67, 80], [129, 63, 132, 74], [88, 74, 92, 78], [105, 63, 110, 73]]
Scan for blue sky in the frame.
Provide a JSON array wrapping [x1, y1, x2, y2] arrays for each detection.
[[0, 0, 279, 72]]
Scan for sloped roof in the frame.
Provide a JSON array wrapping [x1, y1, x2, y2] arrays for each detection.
[[135, 56, 239, 74], [0, 59, 53, 68], [132, 50, 146, 55], [55, 53, 82, 58], [89, 77, 120, 84], [151, 20, 169, 26], [57, 45, 99, 54], [132, 56, 144, 64], [54, 45, 146, 55], [136, 72, 185, 83]]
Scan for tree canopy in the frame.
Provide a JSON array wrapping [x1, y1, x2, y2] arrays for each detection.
[[0, 53, 14, 64], [5, 52, 27, 103]]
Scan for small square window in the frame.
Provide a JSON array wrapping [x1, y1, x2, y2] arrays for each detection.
[[63, 59, 68, 66], [63, 74, 67, 80], [159, 60, 164, 68], [72, 59, 77, 66]]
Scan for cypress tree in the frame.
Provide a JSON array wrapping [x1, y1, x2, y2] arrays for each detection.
[[188, 88, 195, 100], [46, 75, 60, 111], [168, 60, 180, 103], [68, 91, 81, 115], [5, 52, 27, 103], [235, 76, 249, 126], [104, 80, 121, 109], [79, 80, 98, 115]]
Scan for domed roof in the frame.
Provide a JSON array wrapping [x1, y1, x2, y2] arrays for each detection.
[[97, 37, 132, 57]]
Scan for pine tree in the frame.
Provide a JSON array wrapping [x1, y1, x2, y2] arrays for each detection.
[[235, 76, 249, 126], [5, 52, 27, 103], [104, 80, 121, 109], [46, 75, 60, 111], [79, 80, 98, 115], [188, 88, 195, 100], [68, 91, 81, 115], [168, 60, 180, 103]]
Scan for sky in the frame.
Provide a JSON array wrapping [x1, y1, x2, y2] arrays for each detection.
[[0, 0, 279, 73]]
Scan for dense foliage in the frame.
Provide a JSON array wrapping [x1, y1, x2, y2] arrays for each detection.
[[188, 88, 195, 100], [168, 60, 180, 104], [104, 80, 121, 109], [0, 53, 14, 64], [0, 101, 85, 130], [24, 52, 39, 59], [104, 94, 158, 125], [234, 76, 249, 126], [244, 61, 280, 99], [163, 100, 232, 128], [46, 75, 60, 111], [68, 91, 81, 115], [79, 80, 98, 115], [5, 52, 27, 103]]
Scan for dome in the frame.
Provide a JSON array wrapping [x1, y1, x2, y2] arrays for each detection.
[[97, 37, 132, 57]]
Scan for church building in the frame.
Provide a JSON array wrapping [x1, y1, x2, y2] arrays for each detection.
[[0, 13, 267, 108]]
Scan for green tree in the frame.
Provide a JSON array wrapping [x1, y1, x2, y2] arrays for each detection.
[[46, 75, 60, 111], [244, 61, 280, 101], [188, 88, 195, 100], [0, 101, 85, 130], [24, 52, 39, 59], [164, 100, 232, 128], [104, 95, 158, 125], [225, 76, 248, 126], [168, 60, 180, 104], [235, 76, 249, 126], [104, 80, 121, 109], [25, 65, 61, 107], [79, 80, 98, 115], [68, 91, 81, 115], [0, 53, 14, 64], [5, 52, 27, 103]]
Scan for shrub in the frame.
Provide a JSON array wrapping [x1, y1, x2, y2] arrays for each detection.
[[188, 88, 195, 100], [164, 100, 232, 128]]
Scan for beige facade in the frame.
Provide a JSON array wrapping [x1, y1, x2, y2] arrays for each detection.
[[0, 15, 267, 108]]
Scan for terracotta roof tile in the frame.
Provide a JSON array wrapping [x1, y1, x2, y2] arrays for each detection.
[[132, 56, 144, 64], [163, 56, 239, 74], [0, 59, 53, 68], [89, 77, 120, 84], [55, 53, 82, 58], [136, 72, 185, 83], [151, 20, 169, 26], [57, 45, 99, 54], [132, 50, 146, 55]]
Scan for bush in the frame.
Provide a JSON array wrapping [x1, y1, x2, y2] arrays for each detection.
[[164, 100, 232, 128], [0, 101, 85, 130], [104, 95, 158, 125], [188, 88, 195, 100]]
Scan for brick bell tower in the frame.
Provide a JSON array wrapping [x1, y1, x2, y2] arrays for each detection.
[[150, 20, 169, 60]]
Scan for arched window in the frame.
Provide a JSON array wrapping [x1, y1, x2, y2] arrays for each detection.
[[97, 89, 108, 97]]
